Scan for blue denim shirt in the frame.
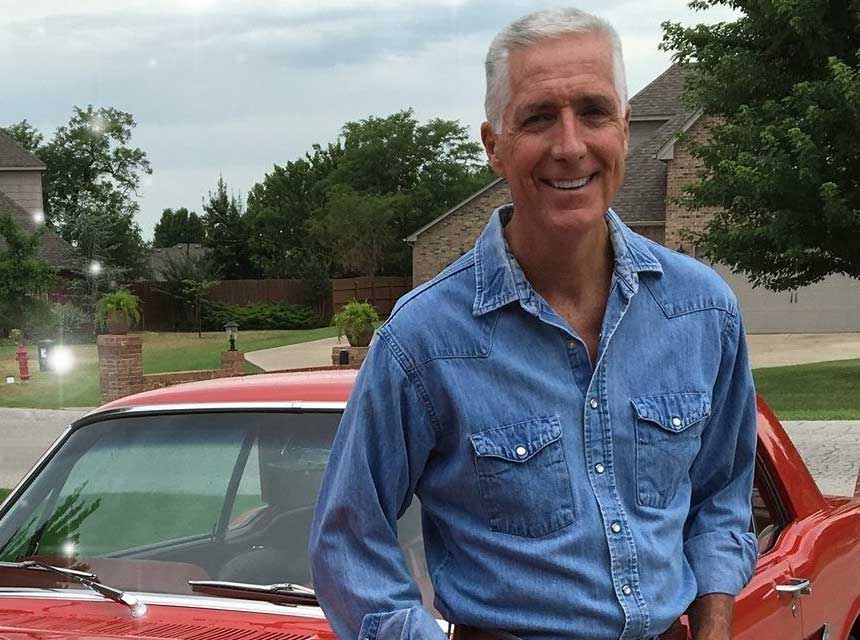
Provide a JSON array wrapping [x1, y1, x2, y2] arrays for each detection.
[[310, 206, 758, 640]]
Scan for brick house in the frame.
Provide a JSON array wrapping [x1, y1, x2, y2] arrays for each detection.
[[0, 130, 77, 273], [406, 65, 860, 333]]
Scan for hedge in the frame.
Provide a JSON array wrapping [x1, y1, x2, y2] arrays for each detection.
[[201, 301, 320, 331]]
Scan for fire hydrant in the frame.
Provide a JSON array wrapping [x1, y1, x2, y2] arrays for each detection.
[[15, 344, 30, 382]]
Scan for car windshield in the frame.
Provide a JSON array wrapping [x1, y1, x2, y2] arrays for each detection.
[[0, 410, 432, 607]]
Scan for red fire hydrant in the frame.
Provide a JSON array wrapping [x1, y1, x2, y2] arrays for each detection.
[[15, 344, 30, 382]]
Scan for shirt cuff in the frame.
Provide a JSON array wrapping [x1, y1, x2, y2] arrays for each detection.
[[359, 606, 449, 640], [685, 530, 758, 597]]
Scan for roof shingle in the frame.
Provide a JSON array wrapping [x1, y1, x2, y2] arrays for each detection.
[[0, 190, 78, 270], [0, 130, 46, 169], [628, 64, 686, 120]]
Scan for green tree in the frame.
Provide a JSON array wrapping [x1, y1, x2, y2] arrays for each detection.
[[156, 251, 220, 336], [39, 106, 151, 278], [309, 185, 405, 277], [0, 212, 56, 335], [153, 207, 206, 247], [661, 0, 860, 290], [0, 119, 44, 153], [202, 176, 257, 279], [246, 109, 492, 278]]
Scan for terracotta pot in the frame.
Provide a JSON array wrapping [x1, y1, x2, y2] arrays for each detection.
[[106, 310, 130, 335], [346, 321, 375, 348]]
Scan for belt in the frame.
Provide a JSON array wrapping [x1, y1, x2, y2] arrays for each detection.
[[451, 619, 688, 640]]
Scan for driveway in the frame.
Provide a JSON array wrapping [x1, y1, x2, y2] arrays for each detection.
[[747, 333, 860, 369], [245, 336, 346, 371], [0, 408, 89, 489]]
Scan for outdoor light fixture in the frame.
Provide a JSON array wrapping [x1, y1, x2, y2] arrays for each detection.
[[224, 321, 238, 352], [32, 210, 45, 224], [88, 260, 103, 276]]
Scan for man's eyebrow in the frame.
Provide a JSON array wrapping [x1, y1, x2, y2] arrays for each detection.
[[514, 100, 558, 119]]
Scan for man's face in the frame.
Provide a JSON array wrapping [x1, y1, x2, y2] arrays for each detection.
[[481, 33, 630, 235]]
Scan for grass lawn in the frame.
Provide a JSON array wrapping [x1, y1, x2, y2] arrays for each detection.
[[0, 488, 9, 502], [0, 328, 337, 410], [753, 358, 860, 421]]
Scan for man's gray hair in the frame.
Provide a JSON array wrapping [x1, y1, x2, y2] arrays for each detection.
[[484, 7, 628, 132]]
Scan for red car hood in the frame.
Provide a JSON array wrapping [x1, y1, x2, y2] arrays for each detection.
[[0, 596, 335, 640]]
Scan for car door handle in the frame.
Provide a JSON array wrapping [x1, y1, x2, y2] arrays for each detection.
[[775, 578, 812, 595]]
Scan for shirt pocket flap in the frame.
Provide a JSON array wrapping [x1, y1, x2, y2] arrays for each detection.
[[470, 416, 562, 463], [631, 392, 711, 433]]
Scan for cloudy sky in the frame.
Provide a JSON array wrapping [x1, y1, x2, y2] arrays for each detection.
[[0, 0, 735, 240]]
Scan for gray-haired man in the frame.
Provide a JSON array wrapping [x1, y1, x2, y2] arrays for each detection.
[[310, 8, 758, 640]]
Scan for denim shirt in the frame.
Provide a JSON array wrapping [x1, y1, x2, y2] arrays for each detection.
[[309, 206, 758, 640]]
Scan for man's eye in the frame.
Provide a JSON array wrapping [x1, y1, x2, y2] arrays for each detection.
[[523, 113, 554, 126]]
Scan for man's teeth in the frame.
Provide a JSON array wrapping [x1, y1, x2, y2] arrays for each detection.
[[550, 176, 591, 190]]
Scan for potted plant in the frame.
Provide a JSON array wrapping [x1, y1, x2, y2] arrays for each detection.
[[332, 301, 379, 347], [96, 289, 141, 335]]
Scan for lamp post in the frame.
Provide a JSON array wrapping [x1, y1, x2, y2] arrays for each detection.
[[224, 321, 238, 352]]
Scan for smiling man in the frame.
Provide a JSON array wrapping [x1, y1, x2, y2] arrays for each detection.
[[310, 8, 758, 640]]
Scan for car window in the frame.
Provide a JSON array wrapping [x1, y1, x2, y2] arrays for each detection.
[[751, 458, 790, 556], [0, 409, 433, 609]]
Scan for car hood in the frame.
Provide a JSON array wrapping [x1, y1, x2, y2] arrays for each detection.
[[0, 594, 334, 640]]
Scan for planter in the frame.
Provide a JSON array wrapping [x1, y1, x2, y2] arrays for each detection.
[[345, 321, 375, 348], [106, 310, 130, 335]]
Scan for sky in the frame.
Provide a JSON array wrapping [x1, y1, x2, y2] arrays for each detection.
[[0, 0, 737, 240]]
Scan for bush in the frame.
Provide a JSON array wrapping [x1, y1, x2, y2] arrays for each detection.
[[201, 301, 320, 331], [52, 302, 86, 340]]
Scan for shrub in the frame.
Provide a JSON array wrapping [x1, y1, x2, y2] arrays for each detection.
[[52, 302, 86, 340], [201, 301, 319, 331]]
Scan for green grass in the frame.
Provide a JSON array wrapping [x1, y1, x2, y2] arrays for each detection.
[[0, 328, 337, 410], [753, 358, 860, 420], [0, 489, 10, 502]]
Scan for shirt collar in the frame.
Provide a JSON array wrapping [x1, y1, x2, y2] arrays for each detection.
[[472, 205, 663, 317]]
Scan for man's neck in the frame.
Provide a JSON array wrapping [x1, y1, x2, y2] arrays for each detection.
[[503, 213, 614, 309]]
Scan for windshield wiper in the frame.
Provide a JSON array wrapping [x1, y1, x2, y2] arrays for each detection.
[[0, 560, 147, 617], [188, 580, 317, 606]]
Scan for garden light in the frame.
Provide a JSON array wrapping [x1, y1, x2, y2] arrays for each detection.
[[224, 321, 238, 352], [88, 260, 102, 276], [48, 346, 74, 374]]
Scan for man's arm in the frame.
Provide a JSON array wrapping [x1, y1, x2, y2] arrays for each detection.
[[683, 305, 758, 638], [309, 326, 447, 640]]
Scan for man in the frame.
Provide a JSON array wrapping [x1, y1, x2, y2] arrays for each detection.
[[310, 8, 757, 640]]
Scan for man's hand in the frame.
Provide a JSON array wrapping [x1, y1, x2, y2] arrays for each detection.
[[687, 594, 734, 640]]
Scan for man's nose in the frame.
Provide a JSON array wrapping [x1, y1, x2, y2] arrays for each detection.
[[550, 110, 587, 161]]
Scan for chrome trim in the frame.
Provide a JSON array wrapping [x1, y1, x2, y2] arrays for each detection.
[[0, 425, 72, 512], [83, 401, 348, 421], [0, 588, 327, 619]]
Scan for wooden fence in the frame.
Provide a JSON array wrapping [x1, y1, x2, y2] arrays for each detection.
[[130, 276, 411, 331]]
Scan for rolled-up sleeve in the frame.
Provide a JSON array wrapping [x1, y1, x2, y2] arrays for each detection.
[[309, 326, 447, 640], [684, 305, 758, 597]]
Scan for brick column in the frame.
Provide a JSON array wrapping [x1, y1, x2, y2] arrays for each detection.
[[331, 345, 369, 367], [221, 351, 245, 375], [97, 334, 144, 403]]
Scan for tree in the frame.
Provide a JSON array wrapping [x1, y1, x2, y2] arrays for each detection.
[[156, 251, 220, 336], [38, 106, 151, 278], [661, 0, 860, 290], [0, 212, 56, 335], [0, 120, 44, 153], [245, 109, 492, 278], [202, 176, 257, 278], [309, 185, 405, 277], [153, 207, 205, 247]]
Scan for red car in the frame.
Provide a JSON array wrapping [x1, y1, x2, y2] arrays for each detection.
[[0, 369, 858, 640]]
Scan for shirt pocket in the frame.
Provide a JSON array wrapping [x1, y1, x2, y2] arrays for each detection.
[[469, 415, 574, 538], [632, 392, 711, 509]]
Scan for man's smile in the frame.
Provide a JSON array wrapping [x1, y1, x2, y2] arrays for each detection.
[[541, 173, 596, 190]]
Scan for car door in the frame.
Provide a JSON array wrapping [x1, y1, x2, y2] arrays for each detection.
[[732, 458, 804, 639]]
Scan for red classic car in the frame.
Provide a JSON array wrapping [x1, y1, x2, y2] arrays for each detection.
[[0, 369, 858, 640]]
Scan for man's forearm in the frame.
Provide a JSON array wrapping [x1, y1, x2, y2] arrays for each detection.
[[687, 593, 734, 640]]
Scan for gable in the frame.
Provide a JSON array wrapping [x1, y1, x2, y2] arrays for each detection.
[[0, 189, 77, 270], [0, 130, 46, 170]]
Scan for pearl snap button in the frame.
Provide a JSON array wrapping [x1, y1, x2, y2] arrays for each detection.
[[515, 446, 528, 458], [589, 399, 599, 409], [621, 584, 632, 595], [595, 463, 606, 474], [671, 417, 682, 427], [610, 522, 622, 533]]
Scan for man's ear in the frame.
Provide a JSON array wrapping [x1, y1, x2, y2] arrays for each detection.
[[623, 105, 631, 156], [481, 121, 505, 177]]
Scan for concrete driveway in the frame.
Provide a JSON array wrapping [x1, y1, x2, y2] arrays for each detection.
[[245, 336, 345, 371], [747, 333, 860, 369]]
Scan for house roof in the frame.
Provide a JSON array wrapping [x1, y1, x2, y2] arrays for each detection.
[[0, 130, 46, 170], [149, 243, 211, 280], [407, 64, 692, 240], [0, 190, 78, 270], [628, 64, 686, 120]]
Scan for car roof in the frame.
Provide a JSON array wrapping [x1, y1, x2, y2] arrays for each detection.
[[94, 368, 359, 413]]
